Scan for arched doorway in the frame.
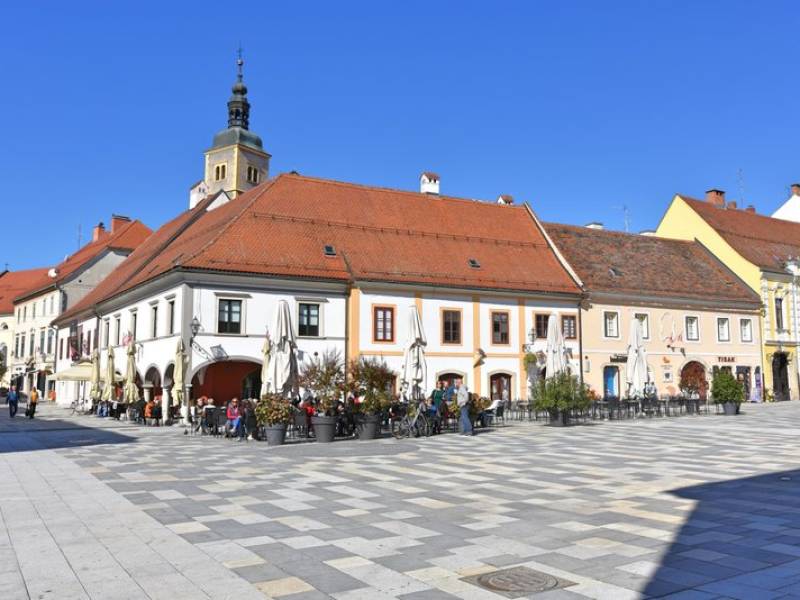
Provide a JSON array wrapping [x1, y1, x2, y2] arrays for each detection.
[[772, 353, 790, 401], [603, 366, 620, 398], [489, 373, 512, 401], [438, 372, 465, 388], [145, 366, 162, 399], [680, 361, 707, 399], [191, 360, 261, 405]]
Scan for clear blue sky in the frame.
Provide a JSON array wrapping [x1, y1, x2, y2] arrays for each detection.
[[2, 1, 799, 270]]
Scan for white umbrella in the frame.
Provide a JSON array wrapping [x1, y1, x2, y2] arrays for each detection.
[[263, 300, 297, 397], [259, 332, 272, 397], [123, 342, 139, 403], [626, 317, 648, 398], [89, 348, 101, 401], [101, 348, 116, 401], [173, 339, 185, 408], [400, 306, 427, 400], [544, 313, 567, 379]]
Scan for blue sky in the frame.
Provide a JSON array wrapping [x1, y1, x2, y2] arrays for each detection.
[[2, 1, 799, 269]]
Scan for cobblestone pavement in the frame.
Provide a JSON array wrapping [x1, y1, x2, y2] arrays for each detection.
[[5, 403, 800, 599]]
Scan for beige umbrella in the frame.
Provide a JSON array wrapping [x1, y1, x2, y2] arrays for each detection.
[[263, 300, 297, 397], [626, 318, 648, 398], [400, 306, 427, 400], [101, 348, 116, 401], [544, 314, 568, 379], [89, 348, 101, 401], [259, 332, 271, 398], [123, 342, 139, 403], [173, 339, 185, 408]]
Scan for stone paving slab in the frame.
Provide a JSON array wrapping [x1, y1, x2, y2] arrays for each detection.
[[4, 402, 800, 597]]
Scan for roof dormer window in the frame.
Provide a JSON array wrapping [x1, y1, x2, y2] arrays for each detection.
[[323, 245, 337, 257], [468, 258, 480, 269]]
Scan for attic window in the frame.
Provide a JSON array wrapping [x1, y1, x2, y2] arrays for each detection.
[[468, 258, 481, 269], [609, 267, 622, 277], [323, 245, 337, 257]]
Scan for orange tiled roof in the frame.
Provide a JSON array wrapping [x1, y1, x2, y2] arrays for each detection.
[[17, 219, 151, 302], [56, 173, 580, 323], [545, 222, 761, 306], [681, 195, 800, 272], [0, 268, 52, 314]]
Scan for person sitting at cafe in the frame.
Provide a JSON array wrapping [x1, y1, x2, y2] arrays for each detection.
[[478, 397, 502, 427], [144, 398, 155, 425], [226, 397, 241, 438]]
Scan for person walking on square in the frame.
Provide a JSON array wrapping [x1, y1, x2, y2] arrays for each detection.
[[26, 388, 39, 419], [456, 380, 473, 436], [7, 385, 19, 418]]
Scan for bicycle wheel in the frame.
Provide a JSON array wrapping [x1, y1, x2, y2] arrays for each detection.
[[417, 415, 430, 437], [392, 417, 410, 439]]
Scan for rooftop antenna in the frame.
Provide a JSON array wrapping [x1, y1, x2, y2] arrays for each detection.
[[77, 224, 82, 249], [236, 43, 243, 81], [612, 204, 630, 232], [737, 168, 746, 205]]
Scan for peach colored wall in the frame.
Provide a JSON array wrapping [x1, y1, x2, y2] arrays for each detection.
[[581, 301, 762, 399]]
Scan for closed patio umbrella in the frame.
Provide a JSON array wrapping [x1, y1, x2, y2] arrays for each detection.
[[123, 342, 139, 403], [544, 313, 567, 379], [626, 317, 648, 398], [400, 306, 427, 401], [263, 300, 297, 397], [173, 339, 185, 408], [89, 348, 101, 402], [101, 348, 116, 401]]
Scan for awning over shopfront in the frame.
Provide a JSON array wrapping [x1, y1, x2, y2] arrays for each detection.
[[53, 362, 93, 382]]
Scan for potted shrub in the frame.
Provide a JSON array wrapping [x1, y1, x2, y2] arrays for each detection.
[[256, 394, 293, 445], [711, 370, 744, 416], [300, 349, 345, 443], [532, 372, 589, 426], [349, 357, 394, 440]]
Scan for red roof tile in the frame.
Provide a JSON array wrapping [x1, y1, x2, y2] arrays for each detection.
[[681, 195, 800, 272], [0, 268, 52, 314], [545, 223, 761, 306], [56, 174, 580, 323]]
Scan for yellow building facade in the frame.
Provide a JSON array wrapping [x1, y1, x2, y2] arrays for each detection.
[[657, 191, 800, 400]]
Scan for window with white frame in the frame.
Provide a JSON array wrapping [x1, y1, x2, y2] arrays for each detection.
[[685, 316, 699, 341], [603, 312, 619, 338], [298, 303, 320, 337], [114, 316, 121, 345], [717, 317, 730, 342], [167, 299, 175, 334], [740, 318, 753, 343], [150, 304, 158, 338], [634, 313, 649, 339], [103, 319, 110, 348], [775, 297, 785, 331], [218, 299, 242, 334], [130, 311, 137, 341]]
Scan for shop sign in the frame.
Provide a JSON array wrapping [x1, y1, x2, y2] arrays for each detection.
[[610, 354, 627, 363], [718, 356, 736, 363]]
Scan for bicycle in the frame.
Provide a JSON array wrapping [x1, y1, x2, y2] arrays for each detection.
[[391, 400, 432, 439]]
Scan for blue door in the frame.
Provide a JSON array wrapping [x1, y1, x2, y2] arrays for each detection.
[[603, 366, 619, 398]]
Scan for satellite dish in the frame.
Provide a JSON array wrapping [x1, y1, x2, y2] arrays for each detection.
[[47, 268, 58, 278]]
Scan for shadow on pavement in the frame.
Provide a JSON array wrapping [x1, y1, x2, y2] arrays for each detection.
[[643, 468, 800, 598], [0, 414, 137, 453]]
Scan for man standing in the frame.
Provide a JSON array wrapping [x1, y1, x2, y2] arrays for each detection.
[[7, 385, 19, 418], [456, 380, 473, 436], [27, 388, 39, 419]]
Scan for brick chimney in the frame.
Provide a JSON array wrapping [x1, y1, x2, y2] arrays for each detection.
[[726, 201, 738, 210], [111, 214, 131, 232], [92, 222, 105, 242], [745, 205, 756, 213], [705, 189, 726, 206], [497, 194, 514, 205], [420, 172, 440, 195], [791, 183, 800, 197]]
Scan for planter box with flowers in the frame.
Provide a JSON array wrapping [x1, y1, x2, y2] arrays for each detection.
[[300, 349, 345, 443], [711, 370, 744, 416], [256, 394, 293, 445], [349, 357, 394, 440], [532, 372, 591, 426]]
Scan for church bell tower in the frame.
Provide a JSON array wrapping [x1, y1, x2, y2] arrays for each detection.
[[201, 52, 270, 203]]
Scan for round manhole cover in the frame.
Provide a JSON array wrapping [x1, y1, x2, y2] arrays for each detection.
[[467, 566, 574, 597]]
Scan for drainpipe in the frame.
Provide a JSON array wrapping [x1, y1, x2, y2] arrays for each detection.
[[787, 259, 800, 401]]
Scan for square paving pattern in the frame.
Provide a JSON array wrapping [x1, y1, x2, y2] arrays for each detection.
[[4, 402, 800, 598]]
